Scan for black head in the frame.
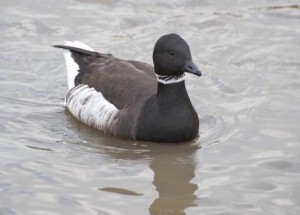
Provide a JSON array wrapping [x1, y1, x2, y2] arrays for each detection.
[[153, 33, 201, 77]]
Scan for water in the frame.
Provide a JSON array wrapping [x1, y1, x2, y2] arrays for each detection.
[[0, 0, 300, 214]]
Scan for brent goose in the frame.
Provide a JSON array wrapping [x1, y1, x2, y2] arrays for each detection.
[[54, 33, 201, 143]]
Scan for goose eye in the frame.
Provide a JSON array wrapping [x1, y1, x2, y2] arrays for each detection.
[[168, 51, 175, 56]]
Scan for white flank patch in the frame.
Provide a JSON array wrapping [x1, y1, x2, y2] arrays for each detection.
[[62, 41, 95, 90], [66, 84, 119, 134], [156, 74, 185, 84]]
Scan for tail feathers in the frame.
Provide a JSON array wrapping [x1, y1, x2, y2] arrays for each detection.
[[54, 41, 95, 90], [64, 41, 94, 52]]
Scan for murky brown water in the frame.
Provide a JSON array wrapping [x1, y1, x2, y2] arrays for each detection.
[[1, 0, 300, 214]]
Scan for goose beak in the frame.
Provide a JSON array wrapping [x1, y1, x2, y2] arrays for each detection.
[[183, 60, 202, 76]]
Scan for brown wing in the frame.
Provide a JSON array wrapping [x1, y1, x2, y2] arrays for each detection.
[[54, 45, 157, 109], [80, 57, 157, 109]]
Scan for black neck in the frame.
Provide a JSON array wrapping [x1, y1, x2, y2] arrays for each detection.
[[135, 81, 199, 142], [156, 81, 191, 107]]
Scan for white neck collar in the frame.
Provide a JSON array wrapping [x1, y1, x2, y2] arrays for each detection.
[[156, 74, 185, 84]]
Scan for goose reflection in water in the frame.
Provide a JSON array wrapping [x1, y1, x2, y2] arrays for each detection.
[[149, 143, 198, 214], [66, 113, 200, 214]]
